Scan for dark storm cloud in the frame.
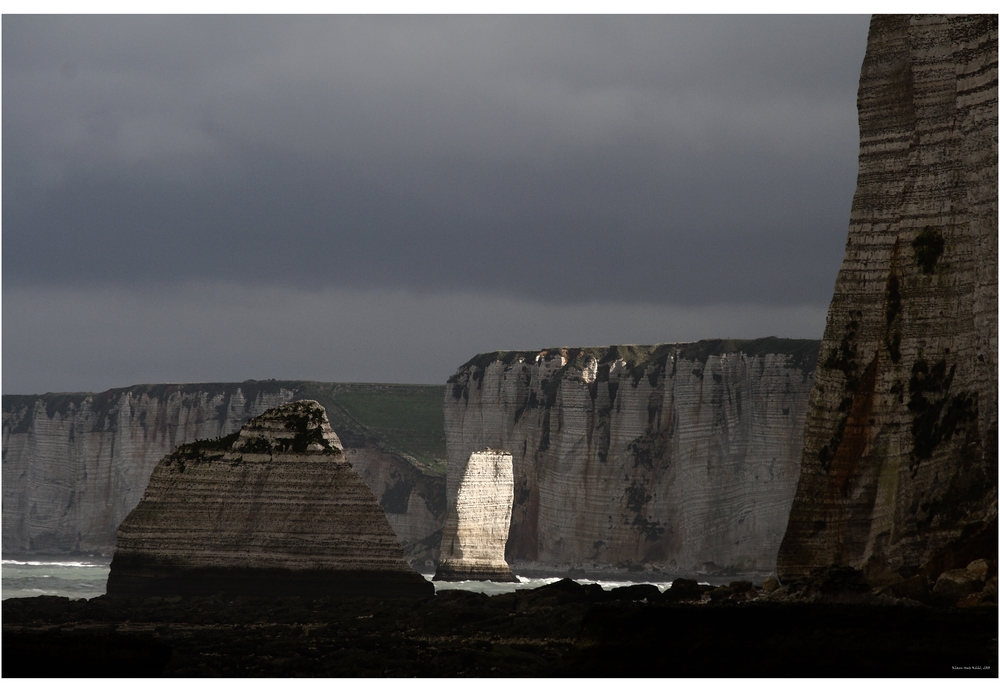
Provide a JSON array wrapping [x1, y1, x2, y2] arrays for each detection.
[[3, 283, 830, 394], [3, 15, 870, 307]]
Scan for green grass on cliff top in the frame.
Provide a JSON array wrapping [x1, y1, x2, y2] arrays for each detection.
[[301, 383, 447, 476]]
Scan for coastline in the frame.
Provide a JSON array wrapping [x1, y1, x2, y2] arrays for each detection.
[[3, 584, 996, 677]]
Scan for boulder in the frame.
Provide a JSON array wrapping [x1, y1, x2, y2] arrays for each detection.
[[729, 580, 754, 594], [608, 583, 662, 602], [932, 569, 983, 607], [981, 576, 998, 603], [663, 577, 703, 602], [710, 586, 733, 602], [956, 593, 985, 608], [765, 566, 883, 605], [877, 574, 931, 604], [761, 577, 780, 594], [965, 559, 996, 582]]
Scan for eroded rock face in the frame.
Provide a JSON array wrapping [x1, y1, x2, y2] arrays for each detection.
[[2, 382, 445, 560], [777, 15, 998, 588], [434, 449, 518, 582], [106, 401, 432, 598], [444, 338, 820, 574]]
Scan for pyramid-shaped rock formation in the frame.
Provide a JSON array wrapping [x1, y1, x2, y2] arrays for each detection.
[[435, 449, 518, 582], [106, 400, 433, 598]]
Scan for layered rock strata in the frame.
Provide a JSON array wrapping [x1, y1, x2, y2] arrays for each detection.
[[2, 381, 445, 562], [106, 401, 433, 598], [444, 338, 820, 574], [777, 15, 998, 588], [434, 449, 518, 582]]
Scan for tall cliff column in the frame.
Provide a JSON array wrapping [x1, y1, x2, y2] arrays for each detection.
[[434, 449, 518, 582], [778, 15, 998, 587]]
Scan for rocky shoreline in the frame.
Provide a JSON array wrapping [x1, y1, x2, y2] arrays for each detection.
[[3, 576, 996, 678]]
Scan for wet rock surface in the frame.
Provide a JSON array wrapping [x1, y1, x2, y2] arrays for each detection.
[[3, 581, 996, 678]]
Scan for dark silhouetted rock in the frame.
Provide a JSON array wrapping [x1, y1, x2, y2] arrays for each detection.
[[710, 586, 733, 602], [965, 559, 996, 582], [608, 584, 662, 602], [663, 577, 703, 602], [729, 580, 754, 594], [932, 569, 983, 607], [982, 576, 998, 603], [877, 574, 931, 604]]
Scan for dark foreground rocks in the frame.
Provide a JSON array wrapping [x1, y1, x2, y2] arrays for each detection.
[[3, 579, 996, 678]]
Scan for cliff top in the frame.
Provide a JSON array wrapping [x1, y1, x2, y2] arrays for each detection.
[[451, 337, 821, 381]]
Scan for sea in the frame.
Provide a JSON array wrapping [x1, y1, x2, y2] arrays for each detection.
[[1, 556, 676, 600], [2, 556, 113, 600]]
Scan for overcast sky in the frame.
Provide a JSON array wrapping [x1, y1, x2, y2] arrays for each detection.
[[3, 14, 872, 394]]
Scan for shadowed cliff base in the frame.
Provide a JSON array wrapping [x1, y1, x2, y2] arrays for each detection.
[[2, 581, 995, 678]]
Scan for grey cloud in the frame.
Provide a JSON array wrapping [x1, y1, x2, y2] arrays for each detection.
[[2, 283, 828, 394], [3, 15, 871, 393]]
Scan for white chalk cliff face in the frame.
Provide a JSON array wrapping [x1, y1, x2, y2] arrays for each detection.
[[2, 382, 445, 560], [107, 401, 433, 598], [444, 339, 820, 574], [435, 449, 517, 582], [2, 384, 295, 555], [778, 15, 998, 587]]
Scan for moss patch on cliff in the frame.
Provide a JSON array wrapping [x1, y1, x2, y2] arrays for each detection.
[[165, 431, 242, 470], [911, 226, 945, 274], [328, 387, 445, 473], [906, 357, 979, 474], [818, 312, 865, 473]]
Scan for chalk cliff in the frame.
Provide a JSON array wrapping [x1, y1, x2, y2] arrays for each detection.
[[444, 338, 820, 574], [777, 15, 998, 588], [2, 381, 446, 563], [106, 401, 433, 598], [434, 449, 518, 582]]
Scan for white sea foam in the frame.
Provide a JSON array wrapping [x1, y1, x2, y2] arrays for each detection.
[[422, 574, 677, 596], [2, 559, 103, 568]]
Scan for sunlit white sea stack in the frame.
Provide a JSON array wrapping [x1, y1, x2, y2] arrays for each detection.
[[435, 449, 518, 582]]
